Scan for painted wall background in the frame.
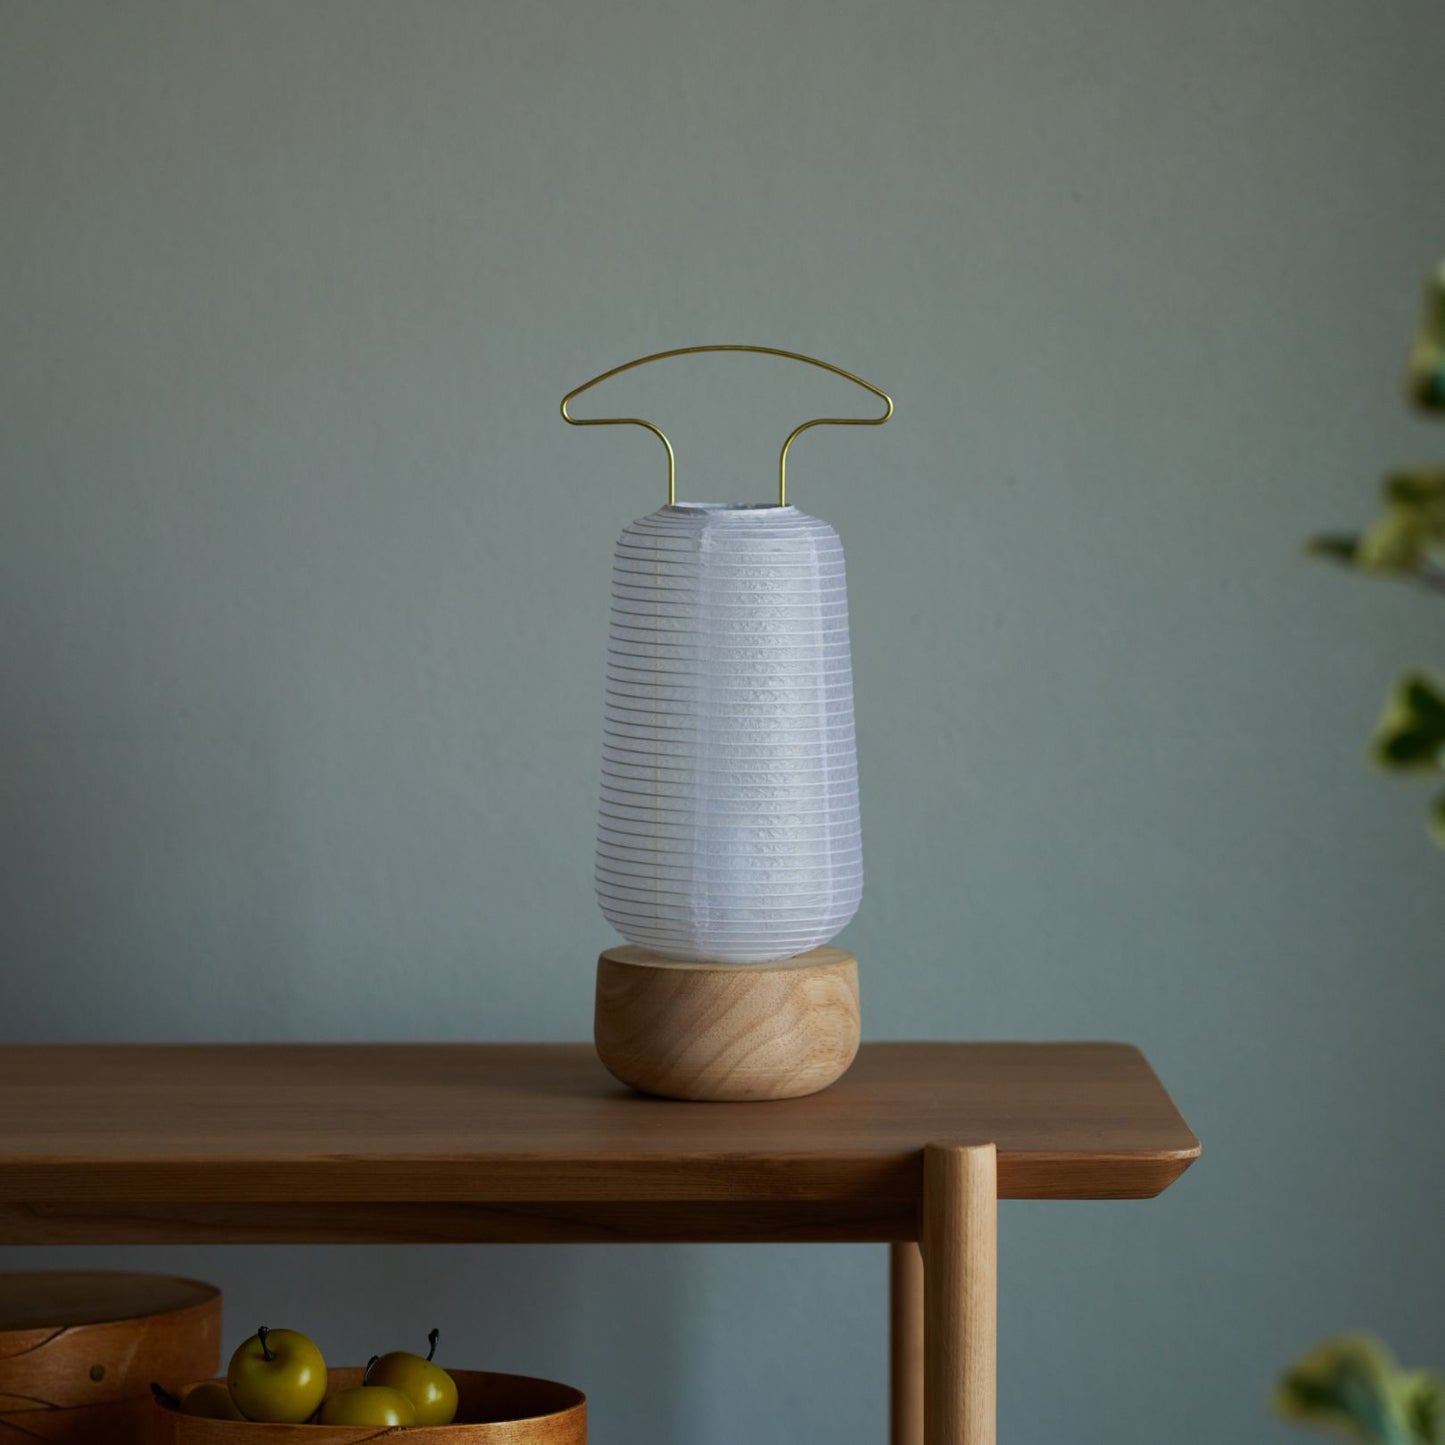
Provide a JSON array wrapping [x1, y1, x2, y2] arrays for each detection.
[[3, 3, 1445, 1440]]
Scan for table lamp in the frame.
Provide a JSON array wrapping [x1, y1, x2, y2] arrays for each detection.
[[561, 345, 892, 1101]]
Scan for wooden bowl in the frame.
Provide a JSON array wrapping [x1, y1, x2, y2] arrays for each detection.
[[0, 1270, 221, 1444], [154, 1369, 586, 1443]]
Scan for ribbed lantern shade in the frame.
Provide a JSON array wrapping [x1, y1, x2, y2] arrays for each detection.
[[597, 501, 861, 964]]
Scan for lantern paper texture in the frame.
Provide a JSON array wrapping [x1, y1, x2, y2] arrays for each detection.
[[597, 502, 862, 964]]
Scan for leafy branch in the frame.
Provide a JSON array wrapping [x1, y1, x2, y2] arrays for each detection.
[[1310, 262, 1445, 842]]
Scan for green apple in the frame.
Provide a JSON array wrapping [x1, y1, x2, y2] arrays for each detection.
[[151, 1379, 246, 1420], [180, 1381, 247, 1420], [366, 1328, 459, 1425], [226, 1326, 327, 1423], [319, 1385, 416, 1426]]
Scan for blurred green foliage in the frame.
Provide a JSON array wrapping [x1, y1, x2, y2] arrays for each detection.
[[1276, 1335, 1443, 1445], [1310, 262, 1445, 841]]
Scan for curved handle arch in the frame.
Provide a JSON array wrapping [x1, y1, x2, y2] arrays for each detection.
[[560, 344, 893, 506]]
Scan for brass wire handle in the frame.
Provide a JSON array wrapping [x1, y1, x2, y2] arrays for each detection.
[[560, 344, 894, 506]]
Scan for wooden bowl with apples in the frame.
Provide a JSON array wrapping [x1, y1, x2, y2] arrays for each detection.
[[152, 1328, 585, 1443]]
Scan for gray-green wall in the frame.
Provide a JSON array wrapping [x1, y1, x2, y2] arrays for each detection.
[[3, 3, 1444, 1441]]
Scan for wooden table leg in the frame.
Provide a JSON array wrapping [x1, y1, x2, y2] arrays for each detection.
[[890, 1241, 924, 1445], [922, 1142, 997, 1445]]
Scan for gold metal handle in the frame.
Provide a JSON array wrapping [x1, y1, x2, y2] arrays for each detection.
[[560, 344, 893, 507]]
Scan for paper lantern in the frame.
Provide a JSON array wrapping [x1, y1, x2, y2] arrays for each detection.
[[599, 501, 860, 963], [561, 345, 892, 1100]]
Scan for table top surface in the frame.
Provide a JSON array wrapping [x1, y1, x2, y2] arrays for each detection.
[[0, 1042, 1197, 1211]]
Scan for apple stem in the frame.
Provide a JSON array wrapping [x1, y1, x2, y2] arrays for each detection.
[[150, 1382, 182, 1409], [257, 1325, 273, 1363], [427, 1328, 440, 1363], [363, 1355, 379, 1384]]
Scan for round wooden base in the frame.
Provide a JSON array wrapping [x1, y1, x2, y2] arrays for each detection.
[[594, 945, 860, 1102]]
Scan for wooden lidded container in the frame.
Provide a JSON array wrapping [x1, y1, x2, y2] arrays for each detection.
[[155, 1369, 586, 1443], [0, 1271, 221, 1444]]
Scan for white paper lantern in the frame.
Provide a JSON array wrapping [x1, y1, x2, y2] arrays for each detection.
[[597, 501, 861, 963], [562, 344, 891, 984]]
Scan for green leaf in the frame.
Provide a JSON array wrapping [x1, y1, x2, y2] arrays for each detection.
[[1384, 469, 1445, 510], [1371, 673, 1445, 773], [1355, 492, 1445, 576], [1309, 534, 1361, 564], [1400, 675, 1445, 728], [1275, 1335, 1416, 1444], [1355, 508, 1430, 575], [1408, 262, 1445, 414], [1307, 473, 1445, 580], [1401, 1370, 1444, 1443], [1428, 791, 1445, 850]]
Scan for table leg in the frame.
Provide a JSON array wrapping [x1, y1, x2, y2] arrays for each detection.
[[890, 1241, 924, 1445], [922, 1142, 997, 1445]]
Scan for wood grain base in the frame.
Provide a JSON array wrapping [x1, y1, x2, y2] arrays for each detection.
[[594, 946, 861, 1101]]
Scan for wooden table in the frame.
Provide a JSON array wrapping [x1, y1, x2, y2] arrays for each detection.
[[0, 1042, 1198, 1444]]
